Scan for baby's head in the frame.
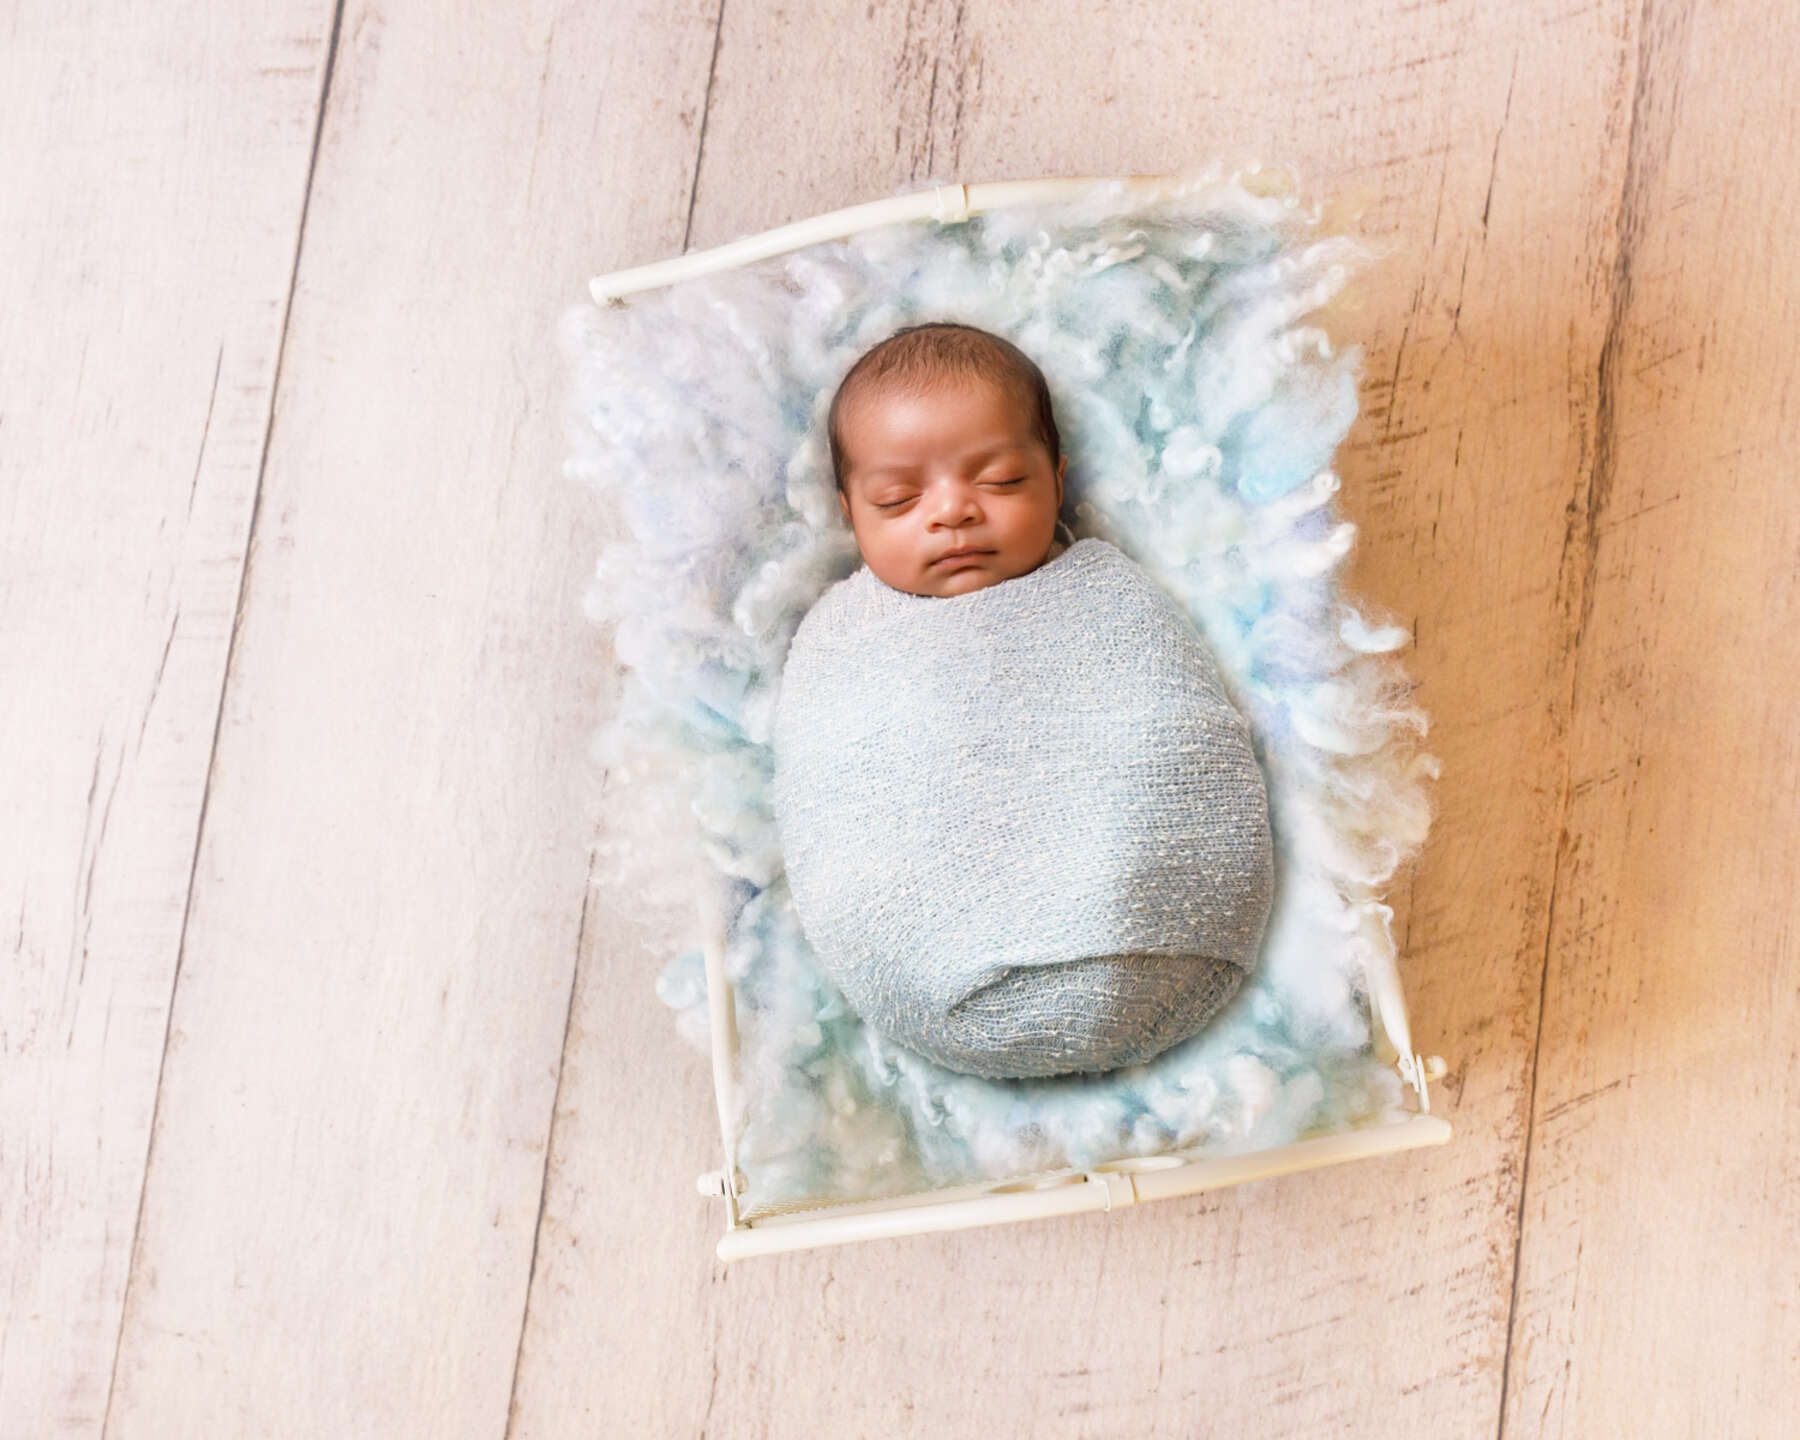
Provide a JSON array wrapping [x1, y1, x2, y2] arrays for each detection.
[[828, 322, 1068, 597]]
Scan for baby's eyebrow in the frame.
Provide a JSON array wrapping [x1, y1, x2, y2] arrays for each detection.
[[857, 444, 1027, 481]]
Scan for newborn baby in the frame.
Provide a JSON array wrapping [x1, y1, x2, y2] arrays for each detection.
[[772, 322, 1274, 1079]]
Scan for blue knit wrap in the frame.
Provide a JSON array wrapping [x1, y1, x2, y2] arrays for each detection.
[[772, 538, 1274, 1079]]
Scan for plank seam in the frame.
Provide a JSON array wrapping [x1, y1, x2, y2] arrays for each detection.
[[681, 0, 728, 255], [99, 1, 351, 1432], [1493, 0, 1691, 1432], [508, 6, 727, 1425], [503, 862, 596, 1440]]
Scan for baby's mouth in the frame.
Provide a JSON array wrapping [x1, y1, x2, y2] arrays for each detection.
[[933, 547, 992, 564]]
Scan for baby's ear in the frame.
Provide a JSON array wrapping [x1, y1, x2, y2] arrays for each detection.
[[837, 488, 852, 525], [1055, 454, 1067, 504]]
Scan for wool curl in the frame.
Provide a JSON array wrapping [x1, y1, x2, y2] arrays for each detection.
[[558, 166, 1440, 1217]]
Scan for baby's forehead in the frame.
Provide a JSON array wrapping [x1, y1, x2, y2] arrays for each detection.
[[843, 369, 1034, 427]]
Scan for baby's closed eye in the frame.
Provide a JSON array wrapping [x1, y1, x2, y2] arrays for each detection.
[[870, 477, 1027, 512]]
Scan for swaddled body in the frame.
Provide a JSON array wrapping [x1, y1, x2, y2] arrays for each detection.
[[772, 537, 1274, 1079]]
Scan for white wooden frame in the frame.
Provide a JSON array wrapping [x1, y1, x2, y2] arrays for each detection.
[[589, 175, 1453, 1263], [690, 896, 1449, 1263]]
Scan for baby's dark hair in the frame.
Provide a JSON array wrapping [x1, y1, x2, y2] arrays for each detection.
[[826, 322, 1061, 491]]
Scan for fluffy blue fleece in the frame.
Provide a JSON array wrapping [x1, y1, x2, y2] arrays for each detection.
[[559, 169, 1439, 1218]]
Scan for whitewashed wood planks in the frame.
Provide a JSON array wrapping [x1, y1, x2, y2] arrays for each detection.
[[94, 1, 623, 1433], [1503, 0, 1800, 1431], [9, 0, 1797, 1434], [521, 1, 1654, 1435], [0, 7, 334, 1435]]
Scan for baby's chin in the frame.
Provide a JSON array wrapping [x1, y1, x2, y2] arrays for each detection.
[[920, 566, 999, 597]]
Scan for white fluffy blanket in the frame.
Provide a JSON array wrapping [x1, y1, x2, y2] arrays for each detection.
[[559, 169, 1439, 1216]]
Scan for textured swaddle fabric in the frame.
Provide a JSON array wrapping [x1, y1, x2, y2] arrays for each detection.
[[772, 538, 1273, 1078]]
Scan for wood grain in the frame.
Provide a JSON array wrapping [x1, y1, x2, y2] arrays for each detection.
[[520, 0, 1653, 1435], [96, 1, 665, 1432], [1502, 0, 1800, 1431], [8, 0, 1796, 1434], [0, 7, 333, 1434]]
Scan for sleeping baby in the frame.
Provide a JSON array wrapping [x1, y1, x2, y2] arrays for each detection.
[[771, 322, 1274, 1080]]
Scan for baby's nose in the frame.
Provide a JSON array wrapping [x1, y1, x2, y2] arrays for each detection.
[[928, 480, 981, 522]]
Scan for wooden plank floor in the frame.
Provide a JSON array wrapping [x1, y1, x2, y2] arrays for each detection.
[[4, 1, 1794, 1435]]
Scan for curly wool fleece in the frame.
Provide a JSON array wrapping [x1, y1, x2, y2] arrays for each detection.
[[772, 537, 1273, 1080], [559, 169, 1440, 1217]]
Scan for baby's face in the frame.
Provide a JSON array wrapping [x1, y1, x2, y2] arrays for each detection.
[[836, 375, 1067, 598]]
